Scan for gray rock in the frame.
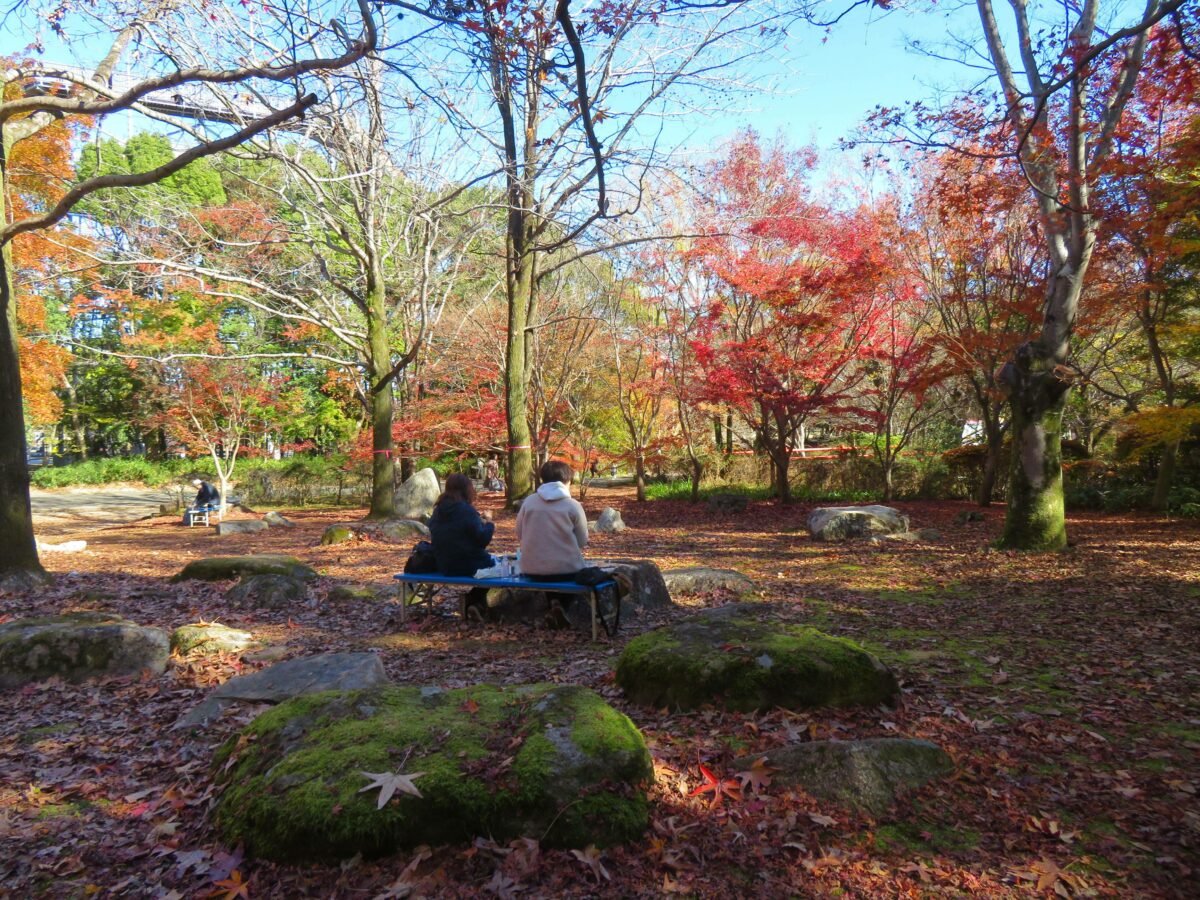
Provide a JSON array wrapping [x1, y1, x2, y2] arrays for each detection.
[[808, 505, 909, 541], [379, 519, 430, 542], [615, 614, 898, 712], [171, 623, 257, 656], [0, 612, 168, 689], [955, 510, 984, 524], [595, 507, 626, 533], [226, 574, 311, 609], [211, 683, 652, 860], [916, 527, 941, 541], [216, 520, 270, 536], [176, 652, 387, 728], [173, 555, 318, 583], [393, 467, 441, 521], [734, 738, 954, 817], [262, 511, 295, 528], [707, 492, 748, 513], [662, 567, 755, 596], [596, 558, 673, 614]]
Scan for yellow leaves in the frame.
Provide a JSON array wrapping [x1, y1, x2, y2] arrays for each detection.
[[1009, 857, 1094, 897], [208, 869, 250, 900], [1117, 406, 1200, 456]]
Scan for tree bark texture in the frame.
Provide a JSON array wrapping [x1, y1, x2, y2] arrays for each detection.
[[0, 237, 45, 580], [998, 343, 1070, 551], [366, 293, 396, 520]]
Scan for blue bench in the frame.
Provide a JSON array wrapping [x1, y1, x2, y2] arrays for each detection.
[[392, 573, 620, 640]]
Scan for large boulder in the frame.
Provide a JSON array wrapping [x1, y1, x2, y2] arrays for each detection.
[[171, 623, 257, 656], [321, 519, 429, 546], [615, 613, 898, 712], [0, 612, 169, 689], [173, 554, 318, 583], [177, 652, 388, 729], [807, 506, 910, 542], [216, 520, 269, 536], [598, 558, 672, 614], [734, 738, 954, 817], [595, 507, 626, 533], [212, 683, 653, 862], [662, 567, 755, 596], [379, 519, 430, 542], [263, 511, 295, 528], [226, 574, 311, 610], [393, 468, 441, 521]]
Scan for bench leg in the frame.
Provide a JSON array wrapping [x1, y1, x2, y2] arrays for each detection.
[[591, 591, 598, 642], [399, 584, 408, 624]]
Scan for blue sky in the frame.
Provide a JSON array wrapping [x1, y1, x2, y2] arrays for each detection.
[[660, 4, 988, 154], [1, 4, 986, 154]]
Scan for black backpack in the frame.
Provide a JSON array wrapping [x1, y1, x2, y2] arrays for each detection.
[[403, 540, 438, 575]]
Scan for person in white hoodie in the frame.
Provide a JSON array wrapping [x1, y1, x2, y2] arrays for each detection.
[[516, 459, 589, 581]]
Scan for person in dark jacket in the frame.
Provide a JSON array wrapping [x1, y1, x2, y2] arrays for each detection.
[[191, 479, 220, 508], [427, 473, 495, 619]]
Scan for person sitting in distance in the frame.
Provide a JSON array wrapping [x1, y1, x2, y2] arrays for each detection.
[[184, 478, 221, 525], [516, 459, 588, 619], [428, 473, 495, 620]]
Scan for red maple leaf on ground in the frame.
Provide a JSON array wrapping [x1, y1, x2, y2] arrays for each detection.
[[689, 764, 743, 807]]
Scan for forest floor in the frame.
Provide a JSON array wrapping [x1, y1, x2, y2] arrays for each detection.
[[1, 487, 1197, 898]]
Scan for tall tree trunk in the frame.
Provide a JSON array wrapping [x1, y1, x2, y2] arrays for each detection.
[[365, 295, 395, 520], [882, 458, 894, 502], [978, 442, 1000, 508], [690, 456, 702, 502], [998, 344, 1069, 550], [0, 239, 46, 583], [1151, 440, 1178, 513], [634, 452, 646, 502], [505, 243, 535, 504]]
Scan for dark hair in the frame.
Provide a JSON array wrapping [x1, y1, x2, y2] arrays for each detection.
[[539, 459, 573, 485], [435, 473, 477, 509]]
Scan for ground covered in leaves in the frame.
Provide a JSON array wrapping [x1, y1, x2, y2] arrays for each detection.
[[2, 488, 1197, 898]]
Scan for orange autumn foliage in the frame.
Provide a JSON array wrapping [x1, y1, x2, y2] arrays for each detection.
[[4, 74, 93, 423]]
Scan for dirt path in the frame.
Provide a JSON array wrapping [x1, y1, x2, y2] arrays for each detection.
[[30, 486, 180, 536]]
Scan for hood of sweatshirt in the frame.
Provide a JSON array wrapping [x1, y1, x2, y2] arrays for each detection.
[[535, 481, 571, 502]]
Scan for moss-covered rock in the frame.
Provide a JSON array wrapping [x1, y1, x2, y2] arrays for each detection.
[[0, 612, 168, 689], [320, 524, 355, 546], [321, 520, 429, 547], [327, 583, 378, 603], [662, 567, 756, 597], [172, 555, 317, 583], [213, 683, 653, 862], [734, 738, 953, 817], [226, 574, 311, 609], [615, 614, 898, 712], [171, 623, 257, 656]]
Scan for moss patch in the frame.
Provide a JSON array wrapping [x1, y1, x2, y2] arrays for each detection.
[[213, 683, 653, 863], [614, 615, 898, 712]]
